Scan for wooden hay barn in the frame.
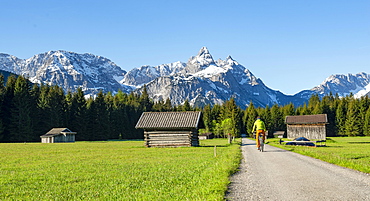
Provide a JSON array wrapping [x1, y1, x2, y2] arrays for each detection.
[[40, 128, 77, 143], [285, 114, 328, 140], [135, 111, 204, 147]]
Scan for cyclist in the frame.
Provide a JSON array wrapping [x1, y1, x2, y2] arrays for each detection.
[[252, 116, 266, 150]]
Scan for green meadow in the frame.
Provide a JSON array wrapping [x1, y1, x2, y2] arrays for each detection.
[[267, 137, 370, 173], [0, 139, 241, 200], [2, 137, 368, 200]]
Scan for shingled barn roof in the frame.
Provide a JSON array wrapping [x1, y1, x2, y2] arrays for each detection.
[[285, 114, 328, 125], [135, 111, 204, 130], [40, 128, 77, 137]]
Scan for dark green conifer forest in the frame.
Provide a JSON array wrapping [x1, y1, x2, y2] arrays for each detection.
[[0, 74, 369, 142]]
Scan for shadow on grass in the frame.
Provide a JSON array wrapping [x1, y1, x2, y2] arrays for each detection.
[[347, 142, 370, 144], [351, 156, 369, 160], [199, 145, 231, 147], [263, 149, 289, 153]]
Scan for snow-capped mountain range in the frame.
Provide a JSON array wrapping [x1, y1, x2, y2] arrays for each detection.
[[125, 47, 306, 108], [0, 47, 369, 108], [0, 51, 131, 95], [295, 72, 370, 100]]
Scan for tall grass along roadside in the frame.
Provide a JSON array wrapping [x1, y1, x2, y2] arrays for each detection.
[[268, 137, 370, 174], [0, 139, 241, 200]]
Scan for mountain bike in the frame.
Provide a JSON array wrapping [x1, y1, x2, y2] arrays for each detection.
[[253, 131, 265, 152]]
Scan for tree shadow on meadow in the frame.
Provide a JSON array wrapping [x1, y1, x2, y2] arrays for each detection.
[[199, 144, 231, 148]]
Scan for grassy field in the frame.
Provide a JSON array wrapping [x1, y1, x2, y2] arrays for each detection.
[[267, 137, 370, 174], [0, 139, 241, 200]]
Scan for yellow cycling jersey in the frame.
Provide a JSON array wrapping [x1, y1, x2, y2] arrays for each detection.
[[252, 119, 266, 132]]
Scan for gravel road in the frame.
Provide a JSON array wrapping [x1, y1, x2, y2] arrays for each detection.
[[226, 138, 370, 200]]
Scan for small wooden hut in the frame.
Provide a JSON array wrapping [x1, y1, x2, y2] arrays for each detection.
[[40, 128, 77, 143], [135, 111, 204, 147], [285, 114, 328, 140]]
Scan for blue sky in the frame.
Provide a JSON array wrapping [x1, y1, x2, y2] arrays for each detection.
[[1, 0, 369, 95]]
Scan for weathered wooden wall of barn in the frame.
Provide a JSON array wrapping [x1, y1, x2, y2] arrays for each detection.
[[41, 137, 53, 143], [144, 129, 199, 147], [287, 124, 326, 140], [54, 134, 75, 143]]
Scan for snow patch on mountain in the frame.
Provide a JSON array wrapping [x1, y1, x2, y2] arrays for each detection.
[[193, 65, 227, 78], [354, 83, 370, 98]]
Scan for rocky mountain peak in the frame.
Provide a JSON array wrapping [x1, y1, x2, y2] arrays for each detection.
[[216, 55, 239, 68], [198, 46, 210, 56], [226, 55, 233, 60], [0, 54, 24, 75], [188, 46, 215, 67]]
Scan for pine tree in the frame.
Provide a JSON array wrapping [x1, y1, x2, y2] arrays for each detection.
[[280, 103, 295, 132], [104, 92, 116, 139], [312, 102, 323, 114], [335, 99, 347, 136], [308, 94, 320, 113], [282, 103, 295, 117], [164, 98, 172, 111], [245, 102, 257, 137], [270, 104, 284, 131], [259, 105, 271, 135], [210, 104, 222, 136], [296, 103, 309, 115], [85, 98, 96, 140], [344, 98, 361, 136], [112, 91, 130, 139], [211, 104, 221, 121], [10, 76, 33, 141], [202, 104, 212, 133], [182, 99, 191, 111], [219, 98, 241, 137], [0, 118, 4, 141], [127, 91, 140, 109], [0, 74, 5, 141], [321, 95, 336, 136], [152, 100, 164, 111], [139, 85, 153, 112], [358, 96, 370, 134], [29, 84, 43, 137], [47, 85, 66, 128], [1, 75, 16, 141], [36, 84, 66, 132], [364, 107, 370, 136], [37, 84, 51, 129], [67, 88, 88, 140], [93, 91, 109, 140], [125, 104, 142, 139]]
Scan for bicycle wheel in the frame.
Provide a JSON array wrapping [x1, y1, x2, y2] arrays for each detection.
[[260, 142, 264, 152], [259, 136, 264, 152]]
